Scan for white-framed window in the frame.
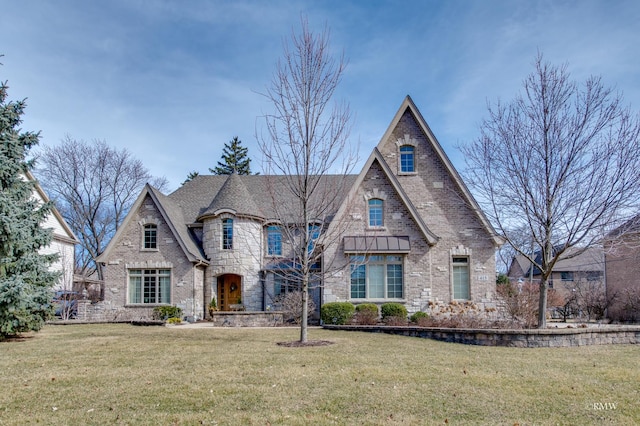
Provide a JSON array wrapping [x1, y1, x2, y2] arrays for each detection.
[[267, 225, 282, 256], [222, 218, 233, 250], [129, 269, 171, 304], [368, 198, 383, 227], [143, 224, 157, 249], [350, 255, 403, 299], [399, 145, 415, 173], [452, 257, 470, 300]]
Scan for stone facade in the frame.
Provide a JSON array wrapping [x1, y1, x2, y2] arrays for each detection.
[[326, 324, 640, 347], [96, 97, 501, 322]]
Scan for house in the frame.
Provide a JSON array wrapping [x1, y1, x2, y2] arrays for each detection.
[[96, 96, 501, 321], [507, 247, 605, 289], [27, 171, 79, 291], [603, 215, 640, 322]]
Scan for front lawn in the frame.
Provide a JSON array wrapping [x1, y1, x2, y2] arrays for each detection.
[[0, 324, 637, 424]]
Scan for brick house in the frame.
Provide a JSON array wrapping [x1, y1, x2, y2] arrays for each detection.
[[603, 215, 640, 322], [96, 96, 501, 321]]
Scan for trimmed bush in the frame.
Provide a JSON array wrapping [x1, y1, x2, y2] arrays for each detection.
[[321, 302, 355, 325], [380, 303, 407, 320], [152, 306, 183, 321], [410, 311, 429, 323], [354, 303, 379, 325]]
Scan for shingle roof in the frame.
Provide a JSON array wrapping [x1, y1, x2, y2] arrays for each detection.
[[198, 173, 265, 220], [169, 174, 357, 224], [512, 246, 605, 277]]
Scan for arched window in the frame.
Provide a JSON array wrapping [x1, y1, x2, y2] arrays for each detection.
[[399, 145, 415, 173], [368, 198, 383, 227], [222, 219, 233, 250], [143, 224, 157, 249]]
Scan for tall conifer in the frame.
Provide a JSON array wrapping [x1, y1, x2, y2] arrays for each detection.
[[210, 137, 253, 175], [0, 80, 58, 338]]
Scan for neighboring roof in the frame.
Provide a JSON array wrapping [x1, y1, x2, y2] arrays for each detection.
[[605, 213, 640, 239], [511, 246, 605, 277], [25, 170, 79, 245], [378, 96, 503, 246], [343, 236, 411, 253]]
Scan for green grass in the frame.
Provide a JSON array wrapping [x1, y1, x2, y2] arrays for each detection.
[[0, 324, 638, 425]]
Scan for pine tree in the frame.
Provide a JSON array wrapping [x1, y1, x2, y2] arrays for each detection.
[[210, 137, 253, 175], [0, 80, 58, 339]]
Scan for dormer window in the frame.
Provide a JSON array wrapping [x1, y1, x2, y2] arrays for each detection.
[[399, 145, 415, 173], [222, 218, 233, 250], [143, 224, 157, 249]]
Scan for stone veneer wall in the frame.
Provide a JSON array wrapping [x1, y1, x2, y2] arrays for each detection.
[[324, 325, 640, 347], [209, 311, 284, 327]]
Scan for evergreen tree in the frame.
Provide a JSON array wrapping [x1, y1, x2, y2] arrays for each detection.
[[0, 80, 58, 339], [182, 170, 200, 185], [210, 137, 253, 175]]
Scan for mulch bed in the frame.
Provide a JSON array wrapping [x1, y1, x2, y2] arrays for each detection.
[[277, 340, 334, 347]]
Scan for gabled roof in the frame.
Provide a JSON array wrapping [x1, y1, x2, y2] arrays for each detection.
[[511, 246, 605, 277], [379, 96, 502, 246], [332, 148, 439, 245], [26, 170, 79, 245], [97, 184, 208, 265]]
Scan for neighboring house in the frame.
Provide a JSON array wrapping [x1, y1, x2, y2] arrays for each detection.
[[603, 215, 640, 321], [507, 247, 605, 289], [96, 96, 501, 321], [27, 171, 79, 291]]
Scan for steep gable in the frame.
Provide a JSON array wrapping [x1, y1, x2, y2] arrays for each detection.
[[376, 96, 501, 246], [97, 184, 208, 264]]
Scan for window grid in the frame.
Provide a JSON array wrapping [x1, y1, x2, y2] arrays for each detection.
[[144, 224, 157, 249], [400, 145, 415, 173], [350, 255, 403, 299], [368, 199, 383, 227], [267, 226, 282, 256], [129, 269, 171, 304], [222, 219, 233, 250]]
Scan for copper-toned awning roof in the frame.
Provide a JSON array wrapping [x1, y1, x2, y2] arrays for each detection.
[[343, 236, 411, 253]]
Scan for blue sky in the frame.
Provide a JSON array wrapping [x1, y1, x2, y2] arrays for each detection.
[[2, 0, 639, 191]]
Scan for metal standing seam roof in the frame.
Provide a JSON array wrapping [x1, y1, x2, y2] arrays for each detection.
[[343, 236, 411, 253]]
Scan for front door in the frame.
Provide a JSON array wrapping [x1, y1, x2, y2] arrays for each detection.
[[217, 274, 242, 311]]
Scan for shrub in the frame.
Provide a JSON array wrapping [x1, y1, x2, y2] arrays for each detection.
[[380, 303, 407, 320], [152, 306, 183, 321], [321, 302, 355, 325], [410, 311, 428, 323], [354, 303, 379, 325], [167, 317, 182, 325], [275, 291, 316, 325]]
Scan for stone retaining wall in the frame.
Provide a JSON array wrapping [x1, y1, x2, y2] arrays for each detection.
[[210, 311, 284, 327], [323, 325, 640, 347]]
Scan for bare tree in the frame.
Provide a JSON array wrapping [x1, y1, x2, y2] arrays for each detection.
[[258, 18, 356, 343], [36, 136, 168, 283], [463, 54, 640, 328]]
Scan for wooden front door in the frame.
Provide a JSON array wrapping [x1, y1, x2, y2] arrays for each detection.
[[217, 275, 242, 311]]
